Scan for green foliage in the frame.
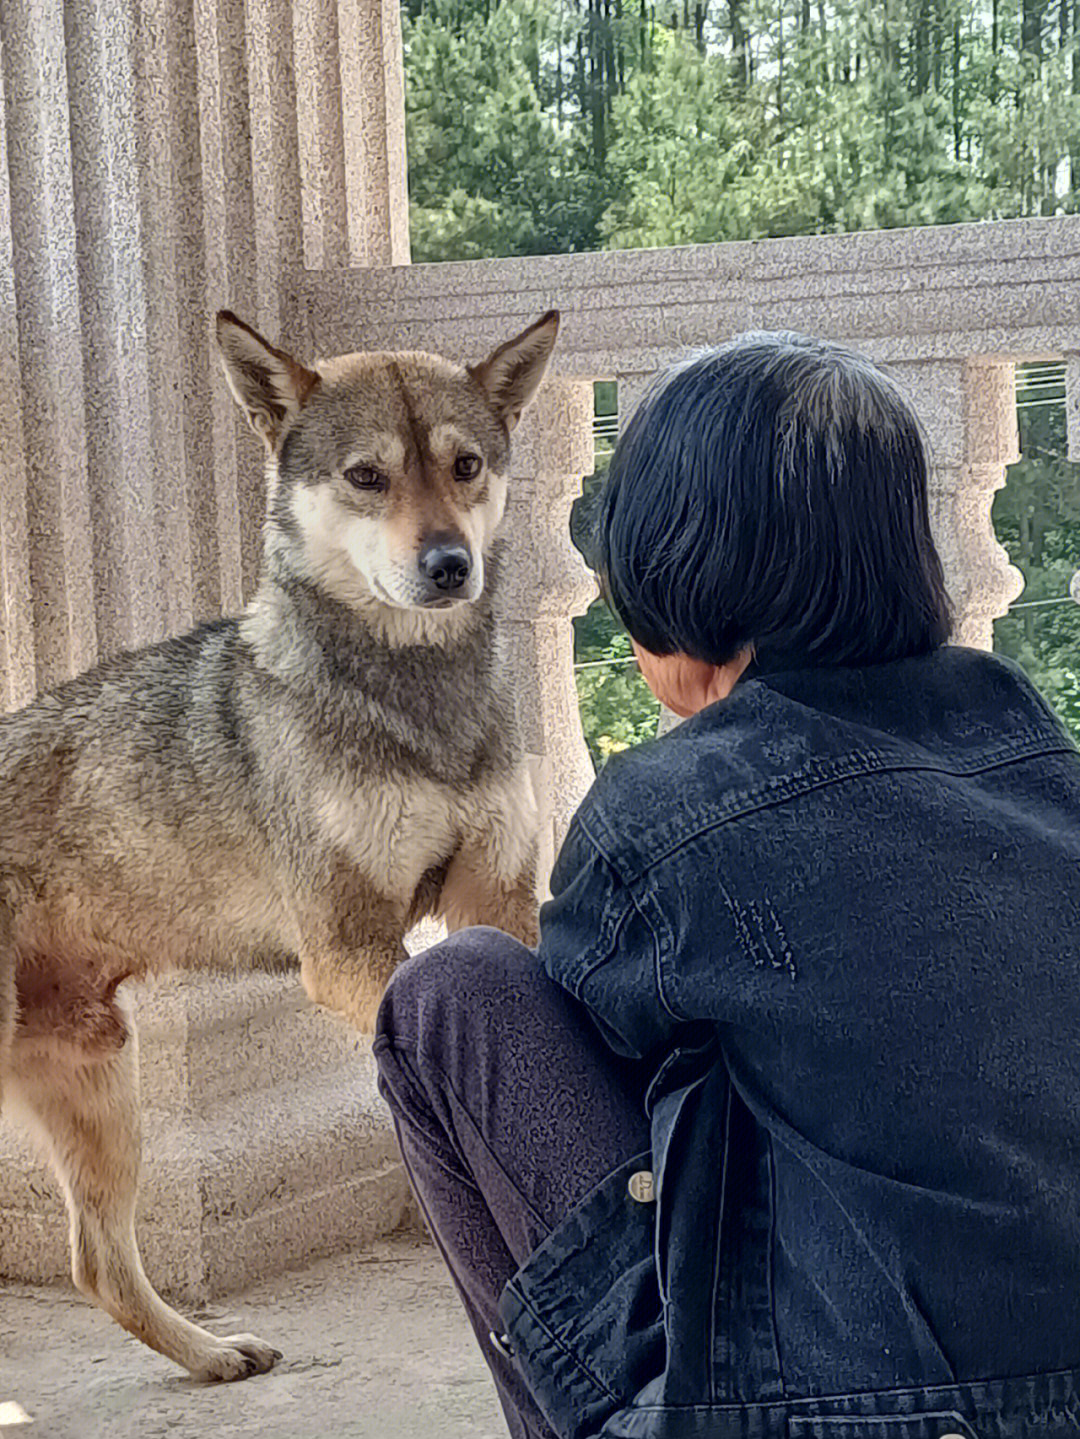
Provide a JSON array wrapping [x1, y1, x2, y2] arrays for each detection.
[[404, 0, 604, 260], [574, 606, 661, 767], [404, 0, 1080, 263], [992, 369, 1080, 744]]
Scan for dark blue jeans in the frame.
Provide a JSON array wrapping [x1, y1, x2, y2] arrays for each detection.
[[373, 928, 650, 1439]]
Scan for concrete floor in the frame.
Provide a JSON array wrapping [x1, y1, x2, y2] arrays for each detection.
[[0, 1237, 506, 1439]]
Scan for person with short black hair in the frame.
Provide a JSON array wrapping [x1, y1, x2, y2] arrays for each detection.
[[596, 333, 951, 672], [374, 332, 1080, 1439]]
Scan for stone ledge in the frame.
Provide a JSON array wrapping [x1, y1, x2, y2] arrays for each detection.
[[303, 214, 1080, 374]]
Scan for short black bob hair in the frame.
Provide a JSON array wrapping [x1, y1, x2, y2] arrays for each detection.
[[592, 332, 952, 671]]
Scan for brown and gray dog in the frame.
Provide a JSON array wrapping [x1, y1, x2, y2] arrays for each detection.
[[0, 309, 558, 1379]]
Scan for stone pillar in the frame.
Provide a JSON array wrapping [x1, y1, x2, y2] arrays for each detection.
[[0, 0, 418, 1294], [0, 56, 35, 714], [0, 0, 98, 695], [338, 0, 411, 267], [500, 381, 598, 889], [293, 0, 411, 270], [888, 359, 1023, 649]]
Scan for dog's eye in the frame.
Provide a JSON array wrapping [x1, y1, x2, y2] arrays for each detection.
[[454, 453, 482, 483], [343, 464, 387, 492]]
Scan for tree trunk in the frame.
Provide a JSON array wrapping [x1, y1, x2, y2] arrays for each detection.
[[953, 16, 962, 160], [932, 0, 944, 88], [556, 0, 564, 125], [1022, 0, 1044, 59], [777, 4, 784, 121], [589, 0, 607, 170], [728, 0, 749, 85], [605, 0, 619, 107], [914, 0, 932, 93], [694, 0, 707, 51], [818, 0, 829, 83], [883, 0, 897, 164], [1020, 0, 1046, 212], [1073, 0, 1080, 195]]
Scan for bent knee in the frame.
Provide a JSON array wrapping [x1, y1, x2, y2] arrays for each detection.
[[376, 926, 546, 1056]]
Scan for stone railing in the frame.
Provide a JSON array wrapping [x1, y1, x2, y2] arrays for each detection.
[[302, 217, 1080, 653], [5, 0, 1080, 1305]]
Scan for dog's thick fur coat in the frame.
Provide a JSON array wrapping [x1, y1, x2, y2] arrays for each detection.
[[0, 310, 559, 1378]]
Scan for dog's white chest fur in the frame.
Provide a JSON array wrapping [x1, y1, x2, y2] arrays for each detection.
[[316, 777, 456, 899], [314, 763, 538, 903]]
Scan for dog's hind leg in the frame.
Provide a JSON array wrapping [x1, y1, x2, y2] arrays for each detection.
[[6, 991, 280, 1380]]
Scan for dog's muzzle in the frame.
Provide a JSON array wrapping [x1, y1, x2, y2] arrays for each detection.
[[419, 537, 472, 599]]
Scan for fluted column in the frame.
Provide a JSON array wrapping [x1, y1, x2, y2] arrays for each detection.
[[293, 0, 410, 271], [0, 50, 34, 713], [0, 0, 97, 693]]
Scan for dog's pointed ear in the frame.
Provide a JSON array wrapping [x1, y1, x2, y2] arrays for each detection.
[[468, 310, 560, 431], [215, 311, 320, 450]]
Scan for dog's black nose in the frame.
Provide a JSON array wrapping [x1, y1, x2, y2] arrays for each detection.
[[420, 539, 472, 592]]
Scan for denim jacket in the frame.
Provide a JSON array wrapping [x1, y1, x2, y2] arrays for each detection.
[[498, 647, 1080, 1439]]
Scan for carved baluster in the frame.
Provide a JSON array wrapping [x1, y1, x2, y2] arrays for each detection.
[[888, 359, 1023, 649], [499, 380, 598, 887]]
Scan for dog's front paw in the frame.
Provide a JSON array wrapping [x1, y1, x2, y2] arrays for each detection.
[[315, 992, 381, 1036], [192, 1334, 282, 1382], [300, 958, 386, 1036], [514, 910, 540, 948]]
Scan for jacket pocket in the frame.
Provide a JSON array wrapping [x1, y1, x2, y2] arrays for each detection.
[[498, 1153, 663, 1439], [788, 1412, 978, 1439], [646, 1032, 723, 1316], [649, 1062, 728, 1398]]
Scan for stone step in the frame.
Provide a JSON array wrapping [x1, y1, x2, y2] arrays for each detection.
[[132, 971, 368, 1111], [134, 915, 446, 1111], [0, 1052, 414, 1301]]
